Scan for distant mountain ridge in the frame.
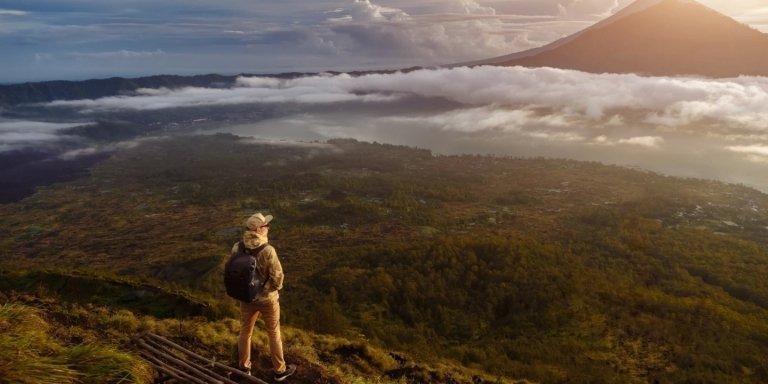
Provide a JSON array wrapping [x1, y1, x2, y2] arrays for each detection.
[[473, 0, 768, 77], [0, 66, 430, 107], [0, 74, 242, 106]]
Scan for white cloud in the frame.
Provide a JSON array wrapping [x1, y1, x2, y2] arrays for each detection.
[[346, 0, 411, 21], [441, 0, 497, 15], [726, 144, 768, 163], [557, 0, 623, 19], [0, 121, 84, 136], [235, 77, 284, 88], [310, 0, 526, 63], [384, 106, 574, 138], [46, 79, 400, 112], [0, 9, 27, 16], [57, 136, 166, 160], [617, 136, 664, 148], [0, 131, 62, 150], [590, 135, 664, 148], [0, 120, 86, 152], [44, 66, 768, 138], [727, 144, 768, 157]]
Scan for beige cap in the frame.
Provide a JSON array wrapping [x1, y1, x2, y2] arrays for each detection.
[[245, 212, 273, 230]]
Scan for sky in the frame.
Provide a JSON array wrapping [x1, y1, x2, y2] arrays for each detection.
[[2, 0, 768, 83]]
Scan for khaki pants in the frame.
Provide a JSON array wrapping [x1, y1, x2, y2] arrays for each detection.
[[238, 298, 286, 373]]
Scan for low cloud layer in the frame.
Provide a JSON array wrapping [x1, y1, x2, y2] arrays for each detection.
[[25, 65, 768, 191], [56, 136, 166, 160], [49, 65, 768, 135], [0, 120, 85, 152]]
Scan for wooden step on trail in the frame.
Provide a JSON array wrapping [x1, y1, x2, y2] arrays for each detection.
[[136, 332, 268, 384]]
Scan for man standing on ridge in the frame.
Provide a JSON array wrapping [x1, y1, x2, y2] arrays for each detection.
[[228, 212, 296, 381]]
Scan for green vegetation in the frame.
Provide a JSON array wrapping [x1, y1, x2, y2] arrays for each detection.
[[0, 269, 221, 318], [0, 303, 152, 384], [0, 294, 480, 384], [308, 221, 768, 382], [3, 135, 768, 383]]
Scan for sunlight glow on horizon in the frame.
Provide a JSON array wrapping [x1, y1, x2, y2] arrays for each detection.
[[681, 0, 768, 31]]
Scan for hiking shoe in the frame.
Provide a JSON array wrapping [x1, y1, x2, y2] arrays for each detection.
[[274, 364, 296, 382]]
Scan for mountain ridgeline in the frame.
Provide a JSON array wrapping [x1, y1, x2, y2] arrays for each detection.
[[3, 136, 768, 383], [0, 74, 240, 106], [0, 68, 422, 106]]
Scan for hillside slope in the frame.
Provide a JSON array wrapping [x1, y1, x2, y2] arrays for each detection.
[[3, 136, 768, 382]]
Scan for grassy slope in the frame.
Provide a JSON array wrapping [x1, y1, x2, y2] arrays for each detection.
[[2, 135, 768, 383], [0, 301, 153, 384]]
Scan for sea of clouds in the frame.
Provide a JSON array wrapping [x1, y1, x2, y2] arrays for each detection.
[[0, 120, 84, 152], [19, 65, 768, 190]]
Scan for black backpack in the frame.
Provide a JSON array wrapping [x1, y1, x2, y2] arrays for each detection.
[[224, 241, 269, 302]]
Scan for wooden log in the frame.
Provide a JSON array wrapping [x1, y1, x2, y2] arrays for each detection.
[[143, 337, 239, 384], [140, 351, 212, 384], [142, 357, 185, 383], [147, 333, 269, 384], [141, 351, 212, 384], [138, 340, 223, 384], [155, 373, 176, 384]]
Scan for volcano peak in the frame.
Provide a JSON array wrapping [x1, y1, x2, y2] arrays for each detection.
[[474, 0, 768, 77]]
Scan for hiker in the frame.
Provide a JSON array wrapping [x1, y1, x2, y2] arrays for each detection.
[[225, 213, 296, 381]]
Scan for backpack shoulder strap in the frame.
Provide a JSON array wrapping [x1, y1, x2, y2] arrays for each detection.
[[250, 243, 271, 284], [254, 242, 269, 255], [241, 242, 269, 256]]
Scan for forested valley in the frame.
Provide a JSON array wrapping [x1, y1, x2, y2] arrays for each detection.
[[3, 135, 768, 383]]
